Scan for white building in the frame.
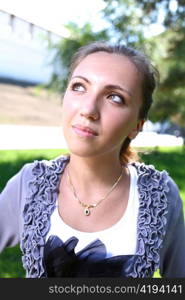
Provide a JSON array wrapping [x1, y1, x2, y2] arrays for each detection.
[[0, 10, 62, 84]]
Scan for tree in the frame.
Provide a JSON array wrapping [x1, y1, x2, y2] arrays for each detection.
[[101, 0, 146, 46], [136, 0, 185, 137]]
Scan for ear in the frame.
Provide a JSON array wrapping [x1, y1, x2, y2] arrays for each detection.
[[128, 119, 145, 140]]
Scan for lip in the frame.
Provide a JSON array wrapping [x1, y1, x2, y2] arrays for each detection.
[[72, 124, 98, 137]]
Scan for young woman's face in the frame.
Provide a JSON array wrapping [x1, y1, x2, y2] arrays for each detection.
[[62, 51, 144, 158]]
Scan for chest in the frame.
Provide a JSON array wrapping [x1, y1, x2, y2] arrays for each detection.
[[47, 204, 139, 256], [57, 176, 130, 233]]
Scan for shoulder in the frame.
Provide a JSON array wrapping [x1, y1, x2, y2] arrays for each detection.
[[131, 161, 182, 214], [131, 161, 167, 176], [1, 155, 69, 196], [131, 161, 169, 186], [29, 154, 70, 178], [18, 154, 70, 178]]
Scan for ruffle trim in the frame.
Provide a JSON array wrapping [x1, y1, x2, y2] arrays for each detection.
[[20, 157, 169, 278], [20, 155, 70, 277], [130, 162, 169, 277]]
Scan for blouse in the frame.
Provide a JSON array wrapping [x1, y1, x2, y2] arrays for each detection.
[[0, 155, 185, 278]]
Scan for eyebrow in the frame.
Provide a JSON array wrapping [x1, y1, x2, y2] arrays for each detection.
[[71, 75, 133, 97]]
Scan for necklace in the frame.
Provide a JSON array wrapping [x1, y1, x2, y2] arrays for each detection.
[[66, 166, 124, 216]]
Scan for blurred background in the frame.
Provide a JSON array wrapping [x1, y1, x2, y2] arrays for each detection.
[[0, 0, 185, 149], [0, 0, 185, 278]]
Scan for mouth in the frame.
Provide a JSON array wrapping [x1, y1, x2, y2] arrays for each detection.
[[72, 124, 98, 137]]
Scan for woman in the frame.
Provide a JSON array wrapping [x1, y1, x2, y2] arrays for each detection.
[[0, 42, 185, 278]]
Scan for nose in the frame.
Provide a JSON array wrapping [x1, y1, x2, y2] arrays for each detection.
[[80, 96, 100, 121]]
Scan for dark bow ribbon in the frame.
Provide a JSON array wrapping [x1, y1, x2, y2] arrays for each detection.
[[44, 235, 135, 277]]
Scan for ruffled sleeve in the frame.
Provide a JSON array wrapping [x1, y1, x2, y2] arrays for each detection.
[[128, 163, 169, 278], [0, 163, 34, 253], [158, 177, 185, 277]]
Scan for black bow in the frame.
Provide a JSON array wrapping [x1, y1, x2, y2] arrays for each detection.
[[44, 235, 134, 277]]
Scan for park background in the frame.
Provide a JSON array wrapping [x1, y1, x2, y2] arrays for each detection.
[[0, 0, 185, 278]]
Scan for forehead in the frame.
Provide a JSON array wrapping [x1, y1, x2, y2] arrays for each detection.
[[72, 52, 141, 81]]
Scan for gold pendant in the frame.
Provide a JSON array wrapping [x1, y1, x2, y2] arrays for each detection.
[[84, 207, 90, 216]]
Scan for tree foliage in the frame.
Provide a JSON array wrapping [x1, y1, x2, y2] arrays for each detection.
[[101, 0, 146, 45], [138, 0, 185, 132]]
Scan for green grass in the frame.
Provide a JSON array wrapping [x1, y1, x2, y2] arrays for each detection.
[[0, 147, 184, 278]]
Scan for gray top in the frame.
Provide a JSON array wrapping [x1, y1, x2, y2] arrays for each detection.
[[0, 155, 185, 277]]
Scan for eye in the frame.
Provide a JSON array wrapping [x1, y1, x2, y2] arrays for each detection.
[[108, 94, 125, 104], [71, 82, 85, 92]]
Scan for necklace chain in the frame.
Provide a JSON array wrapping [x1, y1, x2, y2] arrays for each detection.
[[66, 166, 124, 216]]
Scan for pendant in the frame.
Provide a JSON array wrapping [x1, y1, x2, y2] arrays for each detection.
[[84, 207, 90, 216]]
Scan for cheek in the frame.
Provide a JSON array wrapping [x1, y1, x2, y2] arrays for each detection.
[[103, 110, 137, 141], [103, 114, 127, 142], [62, 95, 79, 122]]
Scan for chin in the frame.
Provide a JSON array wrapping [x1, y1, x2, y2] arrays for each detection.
[[66, 141, 99, 157], [68, 147, 98, 158], [64, 135, 99, 157]]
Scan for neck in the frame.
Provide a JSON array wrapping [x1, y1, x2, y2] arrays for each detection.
[[65, 153, 127, 199]]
